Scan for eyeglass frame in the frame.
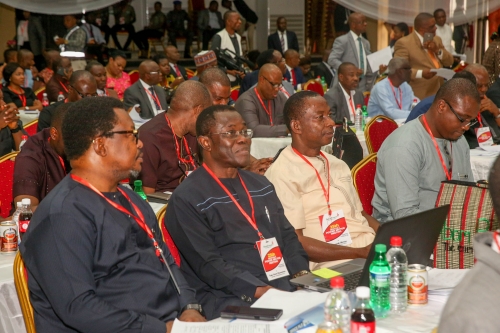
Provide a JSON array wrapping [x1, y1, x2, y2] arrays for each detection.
[[208, 129, 253, 139], [102, 129, 139, 143], [262, 76, 283, 89], [442, 99, 478, 128], [69, 84, 99, 98]]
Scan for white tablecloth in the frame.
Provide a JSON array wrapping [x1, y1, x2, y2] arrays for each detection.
[[18, 111, 39, 126], [0, 254, 25, 333], [469, 149, 500, 181]]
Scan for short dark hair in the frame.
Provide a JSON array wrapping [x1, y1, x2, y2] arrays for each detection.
[[62, 97, 124, 161], [109, 49, 127, 61], [209, 0, 218, 6], [434, 78, 481, 106], [452, 70, 477, 85], [199, 67, 230, 87], [489, 156, 500, 215], [85, 60, 103, 72], [338, 62, 356, 75], [3, 49, 16, 63], [2, 62, 22, 83], [283, 91, 320, 132], [414, 13, 433, 30], [153, 53, 168, 64], [196, 105, 236, 137], [394, 22, 409, 36], [433, 8, 446, 17], [256, 49, 276, 69], [50, 102, 72, 129], [223, 10, 237, 22], [299, 56, 312, 66], [154, 1, 162, 6], [69, 70, 96, 86]]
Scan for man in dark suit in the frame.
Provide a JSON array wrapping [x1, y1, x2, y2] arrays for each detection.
[[166, 45, 188, 81], [487, 78, 500, 108], [267, 17, 299, 55], [16, 11, 46, 71], [314, 49, 335, 87], [283, 49, 304, 89], [324, 62, 364, 123], [123, 60, 168, 120], [197, 1, 224, 50]]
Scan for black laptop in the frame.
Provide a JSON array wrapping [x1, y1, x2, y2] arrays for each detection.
[[290, 205, 450, 292]]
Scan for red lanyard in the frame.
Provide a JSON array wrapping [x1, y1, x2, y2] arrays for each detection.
[[164, 114, 197, 169], [202, 163, 264, 240], [348, 97, 355, 120], [477, 113, 483, 127], [9, 87, 26, 107], [254, 88, 273, 125], [388, 78, 402, 109], [144, 87, 162, 110], [280, 86, 290, 97], [422, 115, 452, 181], [58, 80, 69, 93], [292, 148, 331, 214]]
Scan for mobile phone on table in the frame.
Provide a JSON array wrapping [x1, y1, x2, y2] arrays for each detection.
[[220, 306, 283, 321], [423, 33, 434, 43]]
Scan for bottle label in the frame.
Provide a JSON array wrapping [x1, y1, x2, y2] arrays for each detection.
[[370, 272, 390, 286], [19, 220, 30, 233], [351, 321, 375, 333]]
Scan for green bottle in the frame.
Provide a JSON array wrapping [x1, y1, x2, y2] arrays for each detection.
[[369, 244, 391, 318], [133, 180, 148, 201], [361, 105, 368, 130], [321, 76, 328, 93]]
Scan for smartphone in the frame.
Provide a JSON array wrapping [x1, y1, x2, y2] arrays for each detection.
[[220, 306, 283, 321], [423, 33, 434, 43]]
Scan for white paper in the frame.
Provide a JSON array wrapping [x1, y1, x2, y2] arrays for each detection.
[[366, 46, 392, 72], [478, 144, 500, 152], [430, 68, 455, 80], [129, 104, 149, 126], [427, 268, 469, 291], [170, 319, 284, 333]]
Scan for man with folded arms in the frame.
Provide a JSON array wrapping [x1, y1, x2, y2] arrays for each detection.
[[235, 63, 288, 137], [372, 78, 479, 222], [166, 105, 309, 319], [13, 103, 71, 212], [20, 97, 205, 333], [265, 91, 377, 270]]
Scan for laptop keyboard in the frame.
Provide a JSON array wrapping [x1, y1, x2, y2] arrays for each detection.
[[316, 270, 363, 291]]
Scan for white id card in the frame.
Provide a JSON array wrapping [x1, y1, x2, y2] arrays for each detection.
[[256, 237, 289, 281], [319, 210, 352, 246]]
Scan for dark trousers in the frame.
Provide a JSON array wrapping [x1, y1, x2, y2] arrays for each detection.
[[168, 29, 193, 57], [111, 24, 136, 50], [133, 29, 163, 50], [202, 28, 221, 50], [98, 24, 112, 44]]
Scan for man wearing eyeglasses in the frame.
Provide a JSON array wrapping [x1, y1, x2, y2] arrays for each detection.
[[235, 63, 288, 137], [37, 70, 97, 131], [123, 60, 168, 120], [166, 105, 309, 320], [372, 78, 480, 222]]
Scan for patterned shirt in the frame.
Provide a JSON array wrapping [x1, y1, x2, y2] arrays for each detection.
[[106, 71, 131, 99]]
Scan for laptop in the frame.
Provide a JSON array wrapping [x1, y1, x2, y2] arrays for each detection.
[[290, 205, 450, 292]]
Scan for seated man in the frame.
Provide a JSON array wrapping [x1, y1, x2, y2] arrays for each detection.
[[138, 81, 211, 193], [166, 105, 309, 320], [190, 50, 218, 81], [368, 57, 418, 119], [199, 66, 232, 105], [85, 61, 119, 99], [324, 62, 364, 123], [45, 56, 72, 103], [235, 63, 288, 137], [20, 97, 205, 332], [123, 60, 168, 119], [438, 155, 500, 333], [13, 103, 71, 211], [372, 78, 479, 222], [283, 49, 305, 89], [265, 91, 377, 270], [133, 1, 167, 59]]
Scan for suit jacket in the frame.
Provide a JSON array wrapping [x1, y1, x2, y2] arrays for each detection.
[[169, 63, 189, 81], [46, 74, 68, 103], [328, 31, 374, 92], [324, 83, 364, 123], [314, 62, 335, 87], [394, 32, 454, 100], [487, 78, 500, 108], [267, 30, 299, 54], [283, 67, 305, 88], [16, 17, 46, 56], [197, 9, 223, 31], [123, 81, 168, 119]]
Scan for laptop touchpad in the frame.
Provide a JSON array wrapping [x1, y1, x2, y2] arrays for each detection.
[[333, 263, 362, 274]]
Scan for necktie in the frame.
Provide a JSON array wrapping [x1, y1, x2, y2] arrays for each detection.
[[174, 64, 182, 77], [280, 32, 285, 52], [149, 87, 161, 110], [427, 49, 440, 68], [357, 37, 365, 76], [291, 69, 297, 86], [443, 142, 452, 176]]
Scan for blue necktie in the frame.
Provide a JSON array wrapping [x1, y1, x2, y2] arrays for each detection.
[[149, 87, 161, 110]]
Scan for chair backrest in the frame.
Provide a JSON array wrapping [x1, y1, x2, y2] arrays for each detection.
[[14, 252, 36, 333], [303, 79, 324, 96], [128, 70, 139, 84], [24, 120, 38, 137], [364, 115, 398, 154], [0, 152, 17, 218], [230, 85, 240, 102], [34, 87, 46, 103], [156, 204, 181, 266], [186, 68, 195, 79], [351, 153, 377, 215]]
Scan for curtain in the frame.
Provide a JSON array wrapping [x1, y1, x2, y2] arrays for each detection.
[[337, 0, 500, 26], [0, 0, 119, 15]]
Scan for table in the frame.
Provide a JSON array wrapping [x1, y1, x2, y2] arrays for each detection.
[[469, 149, 500, 181], [0, 254, 25, 333], [18, 111, 39, 127]]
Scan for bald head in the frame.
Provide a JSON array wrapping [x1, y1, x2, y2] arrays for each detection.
[[464, 63, 490, 97], [464, 63, 488, 76], [199, 67, 231, 105], [257, 64, 283, 100], [170, 80, 212, 113], [414, 12, 435, 35], [139, 60, 161, 85], [259, 63, 282, 78], [348, 13, 367, 35]]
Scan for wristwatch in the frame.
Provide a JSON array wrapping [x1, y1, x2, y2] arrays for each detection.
[[181, 303, 204, 317]]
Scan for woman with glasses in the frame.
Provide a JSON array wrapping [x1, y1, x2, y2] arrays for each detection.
[[105, 49, 131, 99], [2, 62, 43, 112]]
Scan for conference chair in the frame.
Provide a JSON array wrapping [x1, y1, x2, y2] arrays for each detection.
[[34, 87, 46, 103], [155, 204, 181, 266], [303, 79, 324, 96], [0, 152, 17, 218], [364, 115, 398, 154], [351, 153, 377, 215], [185, 68, 195, 79], [128, 70, 139, 84], [147, 30, 168, 59], [24, 120, 38, 137], [14, 252, 36, 333], [230, 85, 240, 102]]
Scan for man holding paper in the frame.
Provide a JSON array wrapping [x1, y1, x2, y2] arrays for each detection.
[[394, 12, 453, 100]]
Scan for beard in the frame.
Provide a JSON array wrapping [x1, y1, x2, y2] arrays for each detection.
[[129, 168, 140, 178]]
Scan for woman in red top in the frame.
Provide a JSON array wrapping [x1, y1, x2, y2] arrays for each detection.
[[2, 62, 42, 111], [105, 49, 131, 99]]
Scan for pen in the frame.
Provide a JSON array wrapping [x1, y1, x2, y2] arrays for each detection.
[[265, 206, 271, 223]]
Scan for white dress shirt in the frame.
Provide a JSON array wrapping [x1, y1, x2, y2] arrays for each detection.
[[285, 64, 294, 85], [436, 24, 454, 55], [350, 30, 367, 75], [139, 79, 162, 116], [340, 82, 357, 122]]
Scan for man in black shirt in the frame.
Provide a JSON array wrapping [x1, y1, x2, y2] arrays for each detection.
[[21, 97, 205, 333]]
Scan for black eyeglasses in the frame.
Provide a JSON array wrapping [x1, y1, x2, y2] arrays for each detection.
[[443, 99, 477, 128], [102, 129, 139, 143], [69, 84, 98, 98], [262, 76, 283, 89], [208, 129, 253, 139]]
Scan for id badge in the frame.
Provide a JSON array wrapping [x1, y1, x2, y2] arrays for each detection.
[[475, 127, 494, 147], [256, 237, 289, 281], [319, 210, 352, 246]]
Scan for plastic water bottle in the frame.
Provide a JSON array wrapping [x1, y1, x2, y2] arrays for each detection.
[[324, 276, 351, 333], [12, 202, 23, 243], [321, 76, 328, 93], [57, 91, 65, 102], [351, 287, 375, 333], [410, 98, 418, 110], [19, 135, 28, 151], [42, 93, 49, 107], [369, 244, 391, 318], [133, 180, 148, 201], [354, 105, 363, 132], [361, 105, 368, 130], [386, 236, 408, 313]]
